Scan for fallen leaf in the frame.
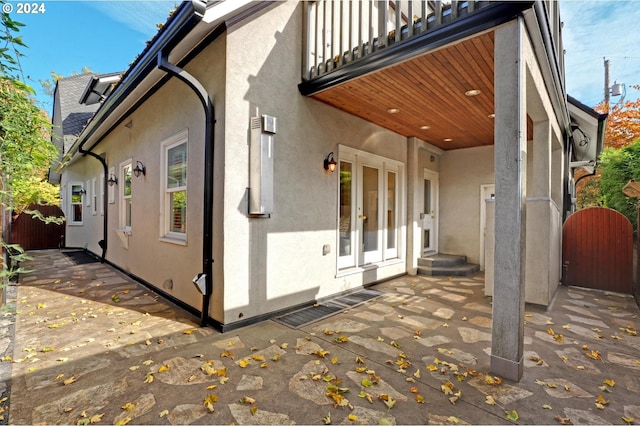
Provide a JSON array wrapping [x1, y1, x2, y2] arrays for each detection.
[[603, 379, 615, 387], [240, 396, 256, 405], [379, 394, 396, 410], [238, 358, 251, 368], [505, 410, 519, 422], [144, 373, 154, 384], [121, 402, 138, 411], [348, 414, 357, 421], [485, 395, 496, 406], [129, 366, 140, 371], [158, 364, 170, 373], [183, 329, 196, 335], [447, 416, 459, 424], [89, 413, 104, 423], [203, 394, 219, 412], [159, 410, 169, 418], [415, 394, 425, 403], [142, 360, 154, 366], [542, 404, 552, 410], [322, 412, 331, 425], [596, 394, 609, 406], [441, 380, 455, 395], [621, 417, 634, 425], [63, 376, 77, 385], [586, 350, 602, 361], [555, 415, 573, 425]]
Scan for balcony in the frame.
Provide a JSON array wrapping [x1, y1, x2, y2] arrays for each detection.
[[302, 1, 491, 81], [299, 1, 567, 152]]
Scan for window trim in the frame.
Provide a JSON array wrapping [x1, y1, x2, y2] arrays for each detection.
[[160, 129, 188, 244], [68, 182, 84, 226], [120, 159, 133, 232], [91, 177, 98, 216]]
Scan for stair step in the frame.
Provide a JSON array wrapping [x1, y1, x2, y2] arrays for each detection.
[[418, 253, 467, 268], [417, 262, 480, 277]]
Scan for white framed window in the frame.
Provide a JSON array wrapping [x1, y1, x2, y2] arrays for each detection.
[[120, 160, 133, 231], [99, 172, 105, 215], [86, 180, 91, 207], [91, 177, 98, 216], [69, 183, 84, 225], [160, 129, 188, 243], [336, 146, 404, 271]]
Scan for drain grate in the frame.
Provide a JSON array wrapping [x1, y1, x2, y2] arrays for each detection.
[[274, 301, 345, 328], [273, 289, 384, 329], [335, 289, 383, 306], [64, 251, 99, 265]]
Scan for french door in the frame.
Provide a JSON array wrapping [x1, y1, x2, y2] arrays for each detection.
[[337, 147, 402, 270]]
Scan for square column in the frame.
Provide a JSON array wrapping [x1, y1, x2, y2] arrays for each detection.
[[491, 18, 527, 382], [406, 137, 420, 275]]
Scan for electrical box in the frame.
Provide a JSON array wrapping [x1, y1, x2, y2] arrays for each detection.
[[249, 115, 276, 216]]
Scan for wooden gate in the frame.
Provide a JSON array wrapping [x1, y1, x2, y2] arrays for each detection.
[[562, 207, 633, 294], [10, 204, 65, 250]]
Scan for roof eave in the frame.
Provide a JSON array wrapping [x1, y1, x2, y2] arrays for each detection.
[[62, 0, 207, 165]]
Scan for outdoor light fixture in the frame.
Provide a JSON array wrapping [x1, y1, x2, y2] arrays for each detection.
[[78, 188, 86, 195], [107, 174, 118, 186], [324, 152, 337, 172], [133, 161, 146, 177]]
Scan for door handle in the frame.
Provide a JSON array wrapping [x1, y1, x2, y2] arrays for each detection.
[[359, 215, 367, 220], [431, 210, 435, 218]]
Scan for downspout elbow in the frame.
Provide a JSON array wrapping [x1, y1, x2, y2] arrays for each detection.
[[157, 49, 215, 327]]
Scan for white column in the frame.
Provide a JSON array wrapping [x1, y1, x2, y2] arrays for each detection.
[[406, 137, 419, 275], [490, 18, 527, 382]]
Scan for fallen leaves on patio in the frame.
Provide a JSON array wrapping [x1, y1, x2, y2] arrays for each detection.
[[204, 394, 219, 412], [505, 410, 519, 422]]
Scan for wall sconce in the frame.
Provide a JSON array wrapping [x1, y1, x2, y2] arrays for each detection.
[[324, 152, 337, 172], [133, 161, 146, 177], [107, 174, 118, 186], [78, 188, 86, 195]]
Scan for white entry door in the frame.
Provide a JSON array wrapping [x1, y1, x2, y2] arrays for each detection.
[[421, 169, 439, 255]]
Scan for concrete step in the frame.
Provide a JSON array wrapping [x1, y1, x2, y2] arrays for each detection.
[[418, 253, 467, 268], [417, 253, 479, 277], [417, 262, 480, 277]]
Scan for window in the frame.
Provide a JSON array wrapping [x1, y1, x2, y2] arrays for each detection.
[[91, 177, 98, 216], [120, 160, 133, 230], [69, 183, 84, 225], [99, 173, 105, 215], [161, 130, 188, 242]]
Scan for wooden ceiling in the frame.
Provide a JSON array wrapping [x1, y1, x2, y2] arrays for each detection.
[[311, 31, 497, 151]]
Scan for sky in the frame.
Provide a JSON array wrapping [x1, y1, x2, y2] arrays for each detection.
[[6, 1, 640, 113]]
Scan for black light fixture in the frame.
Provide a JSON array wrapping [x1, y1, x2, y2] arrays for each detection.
[[107, 174, 118, 186], [324, 152, 337, 172], [78, 188, 86, 195], [133, 160, 146, 177]]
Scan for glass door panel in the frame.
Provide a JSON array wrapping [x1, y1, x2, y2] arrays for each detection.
[[386, 171, 398, 259], [338, 161, 356, 269], [361, 165, 382, 264]]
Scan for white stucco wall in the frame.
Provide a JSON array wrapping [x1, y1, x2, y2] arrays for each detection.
[[221, 1, 407, 324], [438, 145, 494, 265]]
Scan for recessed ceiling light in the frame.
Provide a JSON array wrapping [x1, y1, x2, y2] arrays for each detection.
[[465, 89, 481, 97], [443, 138, 453, 142], [387, 108, 400, 114], [488, 113, 495, 119], [420, 125, 431, 130]]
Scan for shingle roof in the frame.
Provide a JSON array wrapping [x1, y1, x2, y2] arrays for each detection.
[[54, 74, 101, 147]]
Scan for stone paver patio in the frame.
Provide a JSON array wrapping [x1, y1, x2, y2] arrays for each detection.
[[0, 250, 639, 424]]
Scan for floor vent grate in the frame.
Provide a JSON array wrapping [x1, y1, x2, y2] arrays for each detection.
[[273, 289, 384, 329]]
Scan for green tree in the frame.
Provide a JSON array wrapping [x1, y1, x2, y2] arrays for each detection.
[[1, 6, 61, 284], [598, 140, 640, 230], [39, 66, 95, 97]]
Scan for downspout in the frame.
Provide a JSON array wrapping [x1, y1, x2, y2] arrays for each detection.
[[157, 50, 215, 327], [78, 147, 109, 261]]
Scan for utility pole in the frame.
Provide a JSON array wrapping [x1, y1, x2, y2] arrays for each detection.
[[604, 57, 610, 105]]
